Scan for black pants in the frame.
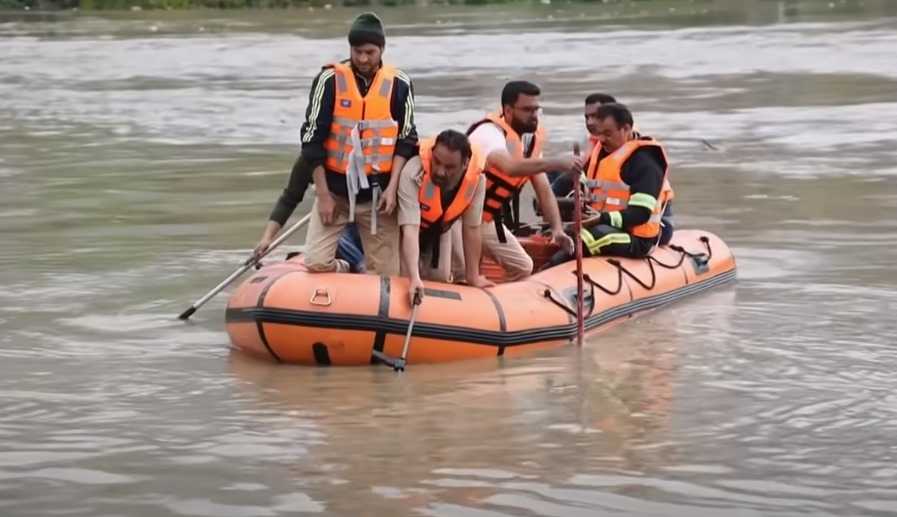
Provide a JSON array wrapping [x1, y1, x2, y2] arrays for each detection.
[[544, 224, 654, 269]]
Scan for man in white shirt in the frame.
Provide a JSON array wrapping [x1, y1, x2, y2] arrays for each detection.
[[463, 81, 579, 280]]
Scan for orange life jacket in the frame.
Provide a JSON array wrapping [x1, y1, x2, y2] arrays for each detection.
[[467, 112, 545, 224], [586, 136, 673, 239], [418, 138, 486, 235], [322, 62, 399, 176]]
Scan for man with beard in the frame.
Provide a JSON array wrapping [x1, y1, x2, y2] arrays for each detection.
[[397, 130, 494, 306], [551, 92, 675, 246], [464, 81, 579, 281], [547, 102, 673, 265], [253, 12, 417, 275], [549, 92, 618, 196]]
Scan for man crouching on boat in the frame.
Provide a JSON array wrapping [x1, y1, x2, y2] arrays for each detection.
[[397, 130, 495, 306], [547, 103, 674, 265]]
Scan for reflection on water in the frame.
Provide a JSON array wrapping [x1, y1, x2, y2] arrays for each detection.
[[2, 2, 897, 515]]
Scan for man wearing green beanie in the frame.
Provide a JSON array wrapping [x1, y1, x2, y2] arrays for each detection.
[[254, 12, 417, 278]]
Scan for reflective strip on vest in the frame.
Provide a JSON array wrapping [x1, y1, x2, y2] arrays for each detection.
[[600, 180, 629, 191], [335, 72, 348, 93], [378, 78, 393, 97], [364, 153, 395, 166], [333, 116, 357, 127], [605, 197, 628, 208], [358, 120, 397, 130], [362, 137, 395, 148]]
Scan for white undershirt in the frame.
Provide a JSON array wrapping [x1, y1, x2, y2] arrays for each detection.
[[467, 122, 508, 160]]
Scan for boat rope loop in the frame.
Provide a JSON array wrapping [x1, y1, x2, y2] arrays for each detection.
[[574, 235, 714, 296], [543, 278, 595, 318]]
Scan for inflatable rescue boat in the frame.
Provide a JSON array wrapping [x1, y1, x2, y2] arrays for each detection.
[[225, 229, 735, 365]]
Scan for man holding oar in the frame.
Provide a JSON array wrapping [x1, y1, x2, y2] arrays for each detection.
[[255, 12, 417, 276], [551, 93, 676, 245], [547, 103, 674, 265], [463, 81, 580, 281]]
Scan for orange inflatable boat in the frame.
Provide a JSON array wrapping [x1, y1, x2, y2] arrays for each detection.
[[225, 229, 735, 365]]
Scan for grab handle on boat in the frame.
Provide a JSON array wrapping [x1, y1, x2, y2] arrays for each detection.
[[309, 288, 333, 307]]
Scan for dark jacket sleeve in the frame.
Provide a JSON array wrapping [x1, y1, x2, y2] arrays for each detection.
[[299, 68, 336, 170], [598, 149, 663, 230], [391, 70, 419, 160], [268, 155, 314, 226]]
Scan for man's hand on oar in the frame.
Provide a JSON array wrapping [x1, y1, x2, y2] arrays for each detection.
[[178, 213, 312, 320]]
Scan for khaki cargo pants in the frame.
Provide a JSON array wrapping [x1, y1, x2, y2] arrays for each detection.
[[451, 220, 534, 282], [304, 195, 399, 276]]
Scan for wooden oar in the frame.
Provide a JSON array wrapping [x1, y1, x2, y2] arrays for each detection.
[[177, 212, 312, 320]]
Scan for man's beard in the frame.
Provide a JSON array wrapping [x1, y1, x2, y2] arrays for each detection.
[[433, 176, 452, 189], [511, 118, 538, 134]]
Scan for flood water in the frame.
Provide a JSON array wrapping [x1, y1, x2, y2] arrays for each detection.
[[2, 1, 897, 515]]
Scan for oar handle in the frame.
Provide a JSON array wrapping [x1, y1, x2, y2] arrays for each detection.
[[178, 212, 313, 320]]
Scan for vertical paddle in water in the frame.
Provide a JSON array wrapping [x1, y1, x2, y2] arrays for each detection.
[[371, 289, 422, 372], [572, 143, 585, 346], [395, 289, 423, 371], [177, 212, 312, 320]]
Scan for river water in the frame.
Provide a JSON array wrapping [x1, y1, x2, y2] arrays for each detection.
[[2, 1, 897, 515]]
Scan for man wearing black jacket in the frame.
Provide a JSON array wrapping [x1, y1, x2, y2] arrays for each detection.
[[254, 12, 417, 275], [547, 103, 672, 266]]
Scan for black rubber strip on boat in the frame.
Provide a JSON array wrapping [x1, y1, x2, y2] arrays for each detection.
[[253, 271, 292, 363], [370, 275, 391, 364], [229, 270, 736, 347], [228, 269, 735, 349]]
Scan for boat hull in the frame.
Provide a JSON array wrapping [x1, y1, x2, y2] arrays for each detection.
[[225, 229, 736, 365]]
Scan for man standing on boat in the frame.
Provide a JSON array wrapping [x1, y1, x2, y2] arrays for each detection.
[[464, 81, 579, 281], [254, 12, 417, 275], [397, 130, 494, 305], [549, 102, 673, 264]]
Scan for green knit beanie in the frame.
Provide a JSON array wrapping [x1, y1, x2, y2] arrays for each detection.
[[348, 12, 385, 48]]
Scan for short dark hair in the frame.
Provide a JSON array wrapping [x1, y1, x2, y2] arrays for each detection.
[[585, 93, 617, 106], [434, 129, 472, 162], [596, 102, 634, 128], [501, 81, 541, 108]]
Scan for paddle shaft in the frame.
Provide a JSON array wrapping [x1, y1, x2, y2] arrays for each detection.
[[178, 212, 312, 320], [375, 291, 422, 372], [573, 144, 585, 346], [398, 300, 421, 362]]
